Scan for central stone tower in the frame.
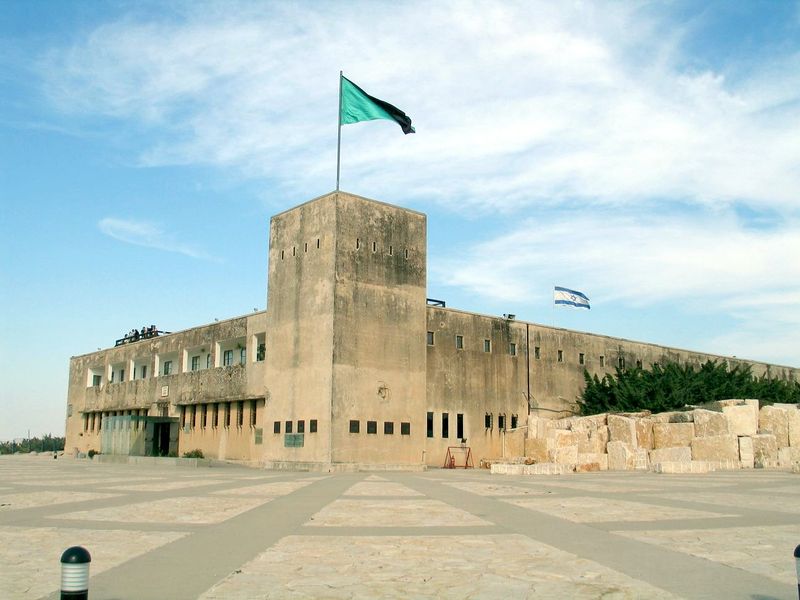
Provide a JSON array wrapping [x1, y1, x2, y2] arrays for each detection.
[[263, 191, 427, 468]]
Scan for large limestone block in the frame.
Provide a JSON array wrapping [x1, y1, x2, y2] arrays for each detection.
[[526, 415, 541, 439], [738, 436, 754, 468], [692, 409, 730, 437], [752, 433, 778, 468], [634, 448, 649, 471], [722, 404, 758, 437], [778, 446, 800, 467], [652, 461, 712, 474], [649, 446, 692, 463], [608, 415, 637, 446], [578, 452, 608, 471], [607, 441, 635, 471], [636, 418, 654, 450], [650, 411, 693, 423], [759, 406, 790, 447], [548, 445, 578, 465], [653, 422, 695, 448], [786, 408, 800, 447], [525, 438, 549, 463], [547, 429, 581, 448], [690, 434, 739, 462]]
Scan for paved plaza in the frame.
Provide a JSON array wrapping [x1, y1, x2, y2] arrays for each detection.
[[0, 455, 798, 599]]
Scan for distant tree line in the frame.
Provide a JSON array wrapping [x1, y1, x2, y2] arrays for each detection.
[[580, 360, 800, 416], [0, 434, 65, 455]]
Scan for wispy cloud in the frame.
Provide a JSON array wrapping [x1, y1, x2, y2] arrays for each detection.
[[98, 217, 213, 260], [38, 1, 800, 213]]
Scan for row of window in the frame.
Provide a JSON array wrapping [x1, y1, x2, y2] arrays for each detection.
[[348, 420, 411, 435], [426, 412, 465, 439], [427, 332, 517, 355], [82, 409, 147, 432], [484, 413, 519, 431], [88, 334, 267, 387], [180, 400, 260, 431], [273, 420, 318, 434], [426, 333, 644, 369], [355, 238, 410, 259], [279, 238, 322, 260]]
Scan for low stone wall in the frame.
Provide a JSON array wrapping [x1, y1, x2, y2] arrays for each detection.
[[491, 400, 800, 475]]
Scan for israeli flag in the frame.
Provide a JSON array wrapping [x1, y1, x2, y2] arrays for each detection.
[[554, 286, 590, 309]]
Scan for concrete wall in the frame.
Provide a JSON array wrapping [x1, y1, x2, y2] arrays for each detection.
[[330, 193, 427, 466]]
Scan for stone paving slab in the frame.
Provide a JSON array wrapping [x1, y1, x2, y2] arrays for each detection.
[[0, 526, 185, 599], [1, 455, 797, 600], [614, 524, 800, 585], [305, 498, 492, 527], [199, 534, 680, 600], [503, 496, 734, 523], [53, 495, 271, 524], [0, 491, 120, 511]]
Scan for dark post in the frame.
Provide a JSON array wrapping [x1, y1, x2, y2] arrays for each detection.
[[794, 544, 800, 600], [60, 546, 91, 599]]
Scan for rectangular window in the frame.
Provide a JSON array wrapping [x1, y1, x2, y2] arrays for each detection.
[[455, 335, 463, 349], [191, 356, 200, 371], [240, 347, 247, 365], [400, 422, 410, 435], [285, 420, 293, 434], [579, 353, 585, 365], [141, 365, 147, 379], [367, 420, 377, 434], [600, 355, 605, 367], [256, 343, 266, 362], [213, 404, 219, 428], [118, 369, 125, 382], [426, 412, 433, 438], [534, 346, 540, 359], [206, 354, 212, 369], [619, 356, 625, 368], [456, 413, 464, 439], [250, 400, 258, 427], [483, 339, 491, 352], [384, 421, 394, 435], [223, 350, 233, 367], [163, 360, 172, 376], [557, 350, 563, 363], [273, 421, 281, 434], [110, 371, 115, 383], [92, 374, 102, 387], [180, 405, 186, 428], [224, 403, 231, 428], [636, 359, 642, 368], [499, 414, 506, 431], [511, 414, 518, 429], [426, 331, 434, 346], [441, 413, 449, 438], [509, 342, 517, 356], [237, 401, 244, 427], [297, 419, 305, 433], [190, 405, 196, 429], [310, 419, 318, 433], [485, 413, 492, 429], [349, 420, 360, 434], [201, 404, 208, 428]]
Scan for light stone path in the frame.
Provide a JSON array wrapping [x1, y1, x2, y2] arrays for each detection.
[[0, 455, 798, 599]]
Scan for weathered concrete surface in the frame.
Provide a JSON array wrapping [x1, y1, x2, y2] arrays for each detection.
[[2, 455, 798, 600]]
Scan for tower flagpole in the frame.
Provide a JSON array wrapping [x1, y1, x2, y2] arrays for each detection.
[[336, 70, 343, 191]]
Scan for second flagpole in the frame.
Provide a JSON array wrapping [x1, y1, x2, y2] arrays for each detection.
[[336, 70, 343, 191]]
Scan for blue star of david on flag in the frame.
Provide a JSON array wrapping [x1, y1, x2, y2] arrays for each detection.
[[554, 286, 590, 309]]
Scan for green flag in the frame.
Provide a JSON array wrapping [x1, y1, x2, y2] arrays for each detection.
[[340, 75, 415, 134]]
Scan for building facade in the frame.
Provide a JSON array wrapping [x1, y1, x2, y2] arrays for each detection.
[[64, 192, 798, 468]]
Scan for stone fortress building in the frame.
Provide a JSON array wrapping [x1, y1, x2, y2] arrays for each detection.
[[64, 192, 798, 469]]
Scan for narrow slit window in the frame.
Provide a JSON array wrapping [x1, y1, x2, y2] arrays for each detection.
[[455, 335, 463, 349], [297, 420, 305, 433], [498, 414, 506, 431], [511, 414, 518, 429], [317, 238, 320, 248], [509, 342, 517, 356], [285, 420, 293, 434], [426, 331, 434, 346], [310, 419, 318, 433], [557, 350, 563, 362], [372, 241, 377, 252], [483, 339, 491, 353], [441, 413, 449, 438], [456, 413, 464, 439], [485, 413, 492, 429], [273, 421, 280, 434], [534, 346, 540, 359], [579, 353, 585, 365], [304, 242, 308, 253], [427, 412, 433, 438], [599, 355, 605, 367]]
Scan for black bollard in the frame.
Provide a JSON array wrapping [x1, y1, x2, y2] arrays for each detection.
[[60, 546, 91, 599], [794, 544, 800, 600]]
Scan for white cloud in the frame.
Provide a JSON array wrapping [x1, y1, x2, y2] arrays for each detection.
[[98, 217, 212, 260], [38, 1, 800, 213]]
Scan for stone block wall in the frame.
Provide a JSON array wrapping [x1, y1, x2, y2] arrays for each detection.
[[504, 400, 800, 475]]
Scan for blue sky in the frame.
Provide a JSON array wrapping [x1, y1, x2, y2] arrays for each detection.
[[1, 1, 799, 441]]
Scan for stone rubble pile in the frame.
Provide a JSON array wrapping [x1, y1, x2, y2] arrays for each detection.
[[491, 399, 800, 475]]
